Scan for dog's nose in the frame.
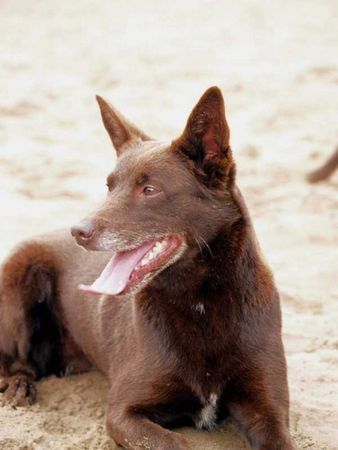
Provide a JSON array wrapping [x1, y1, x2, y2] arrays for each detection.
[[71, 220, 95, 245]]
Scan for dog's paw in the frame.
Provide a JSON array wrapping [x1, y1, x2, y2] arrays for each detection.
[[0, 374, 37, 406]]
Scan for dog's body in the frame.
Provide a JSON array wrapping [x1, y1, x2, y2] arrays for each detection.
[[0, 88, 294, 449]]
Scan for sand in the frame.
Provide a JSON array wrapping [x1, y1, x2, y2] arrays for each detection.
[[0, 0, 337, 448]]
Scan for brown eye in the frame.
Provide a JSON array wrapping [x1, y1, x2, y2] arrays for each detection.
[[143, 185, 159, 196]]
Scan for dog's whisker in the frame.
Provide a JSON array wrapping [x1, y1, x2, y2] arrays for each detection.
[[200, 237, 214, 259], [195, 235, 214, 258], [194, 236, 204, 255]]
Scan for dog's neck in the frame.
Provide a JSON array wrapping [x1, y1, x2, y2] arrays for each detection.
[[134, 213, 265, 396]]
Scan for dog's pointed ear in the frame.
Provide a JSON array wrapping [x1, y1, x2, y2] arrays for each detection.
[[172, 87, 235, 186], [96, 95, 152, 155]]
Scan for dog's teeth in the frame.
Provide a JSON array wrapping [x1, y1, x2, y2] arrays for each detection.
[[136, 240, 170, 269], [155, 241, 165, 252]]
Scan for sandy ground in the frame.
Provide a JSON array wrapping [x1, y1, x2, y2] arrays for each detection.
[[0, 0, 337, 448]]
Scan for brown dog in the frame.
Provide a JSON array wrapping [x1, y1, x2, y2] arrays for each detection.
[[0, 87, 294, 449]]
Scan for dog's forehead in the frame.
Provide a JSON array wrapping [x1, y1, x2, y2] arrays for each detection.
[[114, 140, 174, 178]]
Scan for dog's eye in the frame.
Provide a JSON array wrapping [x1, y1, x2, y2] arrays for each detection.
[[143, 185, 159, 196]]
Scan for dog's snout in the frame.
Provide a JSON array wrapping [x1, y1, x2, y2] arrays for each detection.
[[71, 220, 95, 245]]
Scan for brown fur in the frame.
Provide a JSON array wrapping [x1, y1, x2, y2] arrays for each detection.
[[0, 87, 294, 449]]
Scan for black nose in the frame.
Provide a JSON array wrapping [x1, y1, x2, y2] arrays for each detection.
[[71, 220, 94, 245]]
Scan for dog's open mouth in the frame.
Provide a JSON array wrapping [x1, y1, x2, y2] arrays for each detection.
[[79, 236, 184, 296]]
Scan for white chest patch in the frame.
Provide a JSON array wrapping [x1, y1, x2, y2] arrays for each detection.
[[194, 302, 205, 314], [195, 393, 218, 430]]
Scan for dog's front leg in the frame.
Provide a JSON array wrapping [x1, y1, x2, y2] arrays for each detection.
[[228, 380, 294, 450], [106, 398, 188, 450], [229, 399, 294, 450]]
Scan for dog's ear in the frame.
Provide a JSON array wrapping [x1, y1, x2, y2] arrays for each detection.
[[96, 95, 152, 155], [172, 87, 235, 186]]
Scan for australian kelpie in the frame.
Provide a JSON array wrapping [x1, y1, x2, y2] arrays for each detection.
[[0, 87, 294, 449]]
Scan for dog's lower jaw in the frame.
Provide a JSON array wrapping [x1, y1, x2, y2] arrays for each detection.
[[125, 241, 188, 297]]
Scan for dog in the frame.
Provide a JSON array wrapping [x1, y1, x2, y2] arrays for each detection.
[[0, 87, 294, 450]]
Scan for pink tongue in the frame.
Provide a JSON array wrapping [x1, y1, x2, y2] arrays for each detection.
[[79, 241, 155, 296]]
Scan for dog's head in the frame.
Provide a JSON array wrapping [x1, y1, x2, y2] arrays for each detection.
[[71, 87, 240, 296]]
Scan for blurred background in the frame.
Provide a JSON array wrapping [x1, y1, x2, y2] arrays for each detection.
[[0, 1, 337, 449]]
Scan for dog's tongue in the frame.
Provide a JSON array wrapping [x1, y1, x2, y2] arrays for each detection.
[[79, 241, 155, 296]]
